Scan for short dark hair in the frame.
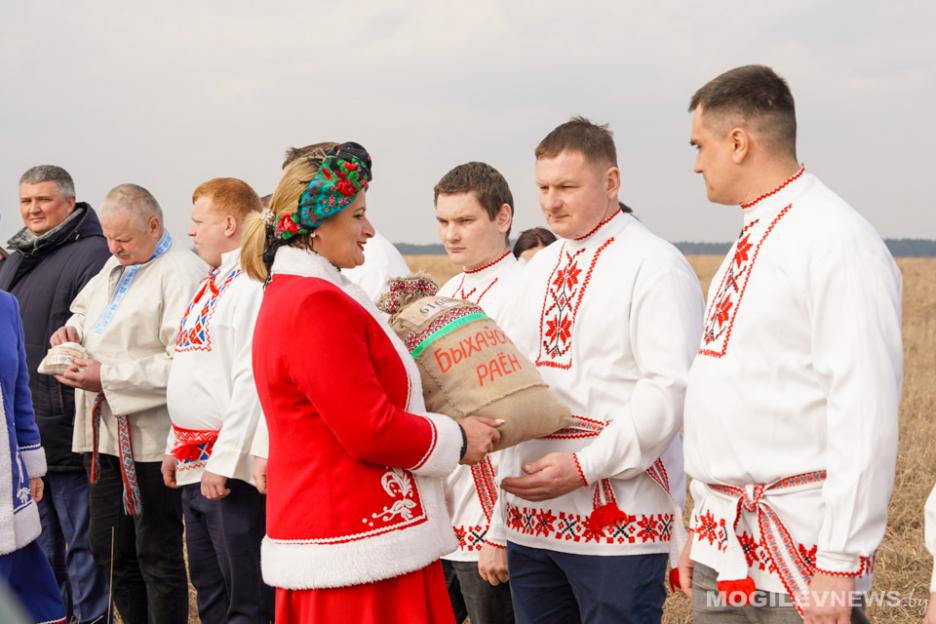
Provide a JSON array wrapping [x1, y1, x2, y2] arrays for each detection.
[[434, 162, 514, 237], [281, 141, 339, 170], [689, 65, 797, 157], [535, 117, 617, 168], [513, 227, 557, 258]]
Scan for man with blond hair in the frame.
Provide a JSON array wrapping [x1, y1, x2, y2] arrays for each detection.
[[499, 118, 704, 623], [51, 183, 206, 624], [678, 65, 902, 624], [162, 177, 273, 623]]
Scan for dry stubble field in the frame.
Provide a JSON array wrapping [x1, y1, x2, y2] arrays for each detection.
[[177, 255, 934, 623], [407, 254, 936, 624]]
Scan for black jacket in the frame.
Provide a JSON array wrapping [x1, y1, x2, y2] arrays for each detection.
[[0, 204, 110, 471]]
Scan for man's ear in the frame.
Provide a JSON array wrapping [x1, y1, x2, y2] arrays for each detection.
[[604, 165, 621, 199], [149, 216, 161, 235], [730, 127, 750, 165], [495, 203, 512, 235], [224, 214, 239, 238]]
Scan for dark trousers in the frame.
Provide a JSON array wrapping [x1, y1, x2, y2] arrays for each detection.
[[182, 479, 274, 624], [37, 470, 109, 623], [84, 453, 188, 624], [442, 559, 514, 624], [0, 539, 66, 624], [507, 542, 667, 624], [442, 560, 468, 623]]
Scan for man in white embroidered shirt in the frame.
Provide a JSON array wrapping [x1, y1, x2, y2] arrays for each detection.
[[51, 183, 206, 623], [677, 65, 902, 624], [162, 178, 273, 623], [434, 162, 522, 624], [499, 118, 704, 623]]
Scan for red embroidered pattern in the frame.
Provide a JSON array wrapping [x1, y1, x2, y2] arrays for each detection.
[[465, 250, 512, 274], [454, 524, 489, 552], [175, 267, 241, 353], [574, 212, 618, 241], [699, 205, 793, 358], [740, 167, 804, 209], [645, 458, 671, 496], [540, 415, 605, 439], [482, 539, 506, 550], [572, 453, 588, 487], [470, 456, 498, 522], [691, 518, 873, 579], [536, 239, 615, 369], [453, 275, 499, 306], [506, 502, 673, 545]]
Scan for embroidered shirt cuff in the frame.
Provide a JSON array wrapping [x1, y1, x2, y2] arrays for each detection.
[[205, 444, 250, 480], [20, 447, 47, 479], [407, 413, 461, 478], [815, 551, 864, 576], [572, 452, 589, 487], [482, 538, 506, 550]]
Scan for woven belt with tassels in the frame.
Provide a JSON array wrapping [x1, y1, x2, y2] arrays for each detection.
[[90, 393, 142, 516], [705, 470, 827, 616]]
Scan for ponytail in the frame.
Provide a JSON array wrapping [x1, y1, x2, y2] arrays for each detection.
[[240, 157, 324, 282]]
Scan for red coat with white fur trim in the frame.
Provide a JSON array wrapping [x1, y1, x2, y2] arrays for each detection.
[[253, 247, 461, 590]]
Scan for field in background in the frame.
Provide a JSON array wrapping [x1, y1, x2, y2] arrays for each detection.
[[408, 254, 936, 623]]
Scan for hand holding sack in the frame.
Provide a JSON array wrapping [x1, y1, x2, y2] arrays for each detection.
[[378, 276, 572, 450], [37, 341, 87, 375]]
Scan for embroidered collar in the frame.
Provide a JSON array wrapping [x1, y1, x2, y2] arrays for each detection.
[[574, 210, 619, 242], [90, 230, 173, 334], [464, 250, 512, 275], [740, 167, 805, 210]]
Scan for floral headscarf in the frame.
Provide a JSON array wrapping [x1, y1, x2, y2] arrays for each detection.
[[274, 141, 373, 240]]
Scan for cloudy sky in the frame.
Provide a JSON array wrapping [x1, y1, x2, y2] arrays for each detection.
[[2, 1, 933, 246]]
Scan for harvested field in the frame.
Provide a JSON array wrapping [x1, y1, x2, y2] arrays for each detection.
[[178, 255, 934, 623], [407, 254, 936, 623]]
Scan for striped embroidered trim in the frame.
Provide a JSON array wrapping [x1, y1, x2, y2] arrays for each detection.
[[740, 167, 804, 209], [465, 250, 512, 274], [572, 453, 589, 487], [408, 312, 487, 359], [410, 416, 438, 471], [404, 303, 486, 353], [574, 211, 618, 241], [470, 456, 499, 522]]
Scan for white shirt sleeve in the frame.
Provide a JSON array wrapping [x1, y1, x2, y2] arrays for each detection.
[[575, 263, 703, 484], [205, 281, 265, 479], [810, 237, 902, 574]]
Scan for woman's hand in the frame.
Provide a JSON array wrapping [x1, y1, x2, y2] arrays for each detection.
[[459, 416, 502, 465], [29, 478, 43, 503]]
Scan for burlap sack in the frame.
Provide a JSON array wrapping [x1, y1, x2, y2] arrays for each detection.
[[380, 278, 572, 450], [37, 341, 86, 375]]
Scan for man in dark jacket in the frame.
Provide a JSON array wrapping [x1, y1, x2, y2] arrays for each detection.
[[0, 165, 110, 624]]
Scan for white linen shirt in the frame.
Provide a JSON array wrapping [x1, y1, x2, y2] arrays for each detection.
[[683, 171, 902, 594], [437, 249, 522, 562], [68, 246, 207, 462], [499, 210, 704, 556], [166, 248, 264, 486]]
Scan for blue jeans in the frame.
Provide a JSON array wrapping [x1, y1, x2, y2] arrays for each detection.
[[37, 471, 108, 623], [507, 542, 667, 624]]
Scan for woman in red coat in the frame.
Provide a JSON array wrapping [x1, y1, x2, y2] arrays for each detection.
[[241, 142, 500, 623]]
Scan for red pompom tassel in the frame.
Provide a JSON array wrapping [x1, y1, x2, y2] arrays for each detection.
[[716, 577, 757, 606], [669, 567, 681, 592], [586, 503, 633, 537]]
